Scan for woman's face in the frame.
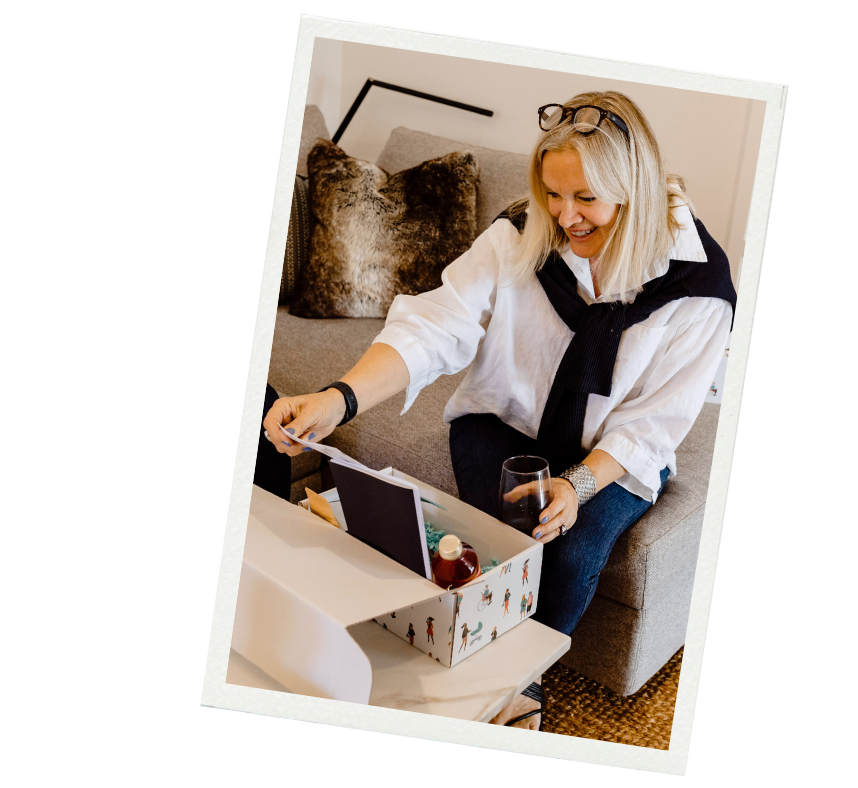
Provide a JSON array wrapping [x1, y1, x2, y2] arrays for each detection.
[[541, 149, 620, 260]]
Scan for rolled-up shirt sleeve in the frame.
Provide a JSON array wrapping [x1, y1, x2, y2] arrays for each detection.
[[372, 223, 504, 413], [594, 299, 732, 500]]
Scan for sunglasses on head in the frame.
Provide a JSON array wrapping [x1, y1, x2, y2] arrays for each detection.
[[538, 104, 630, 139]]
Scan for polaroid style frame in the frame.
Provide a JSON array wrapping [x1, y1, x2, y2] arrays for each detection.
[[200, 14, 786, 775]]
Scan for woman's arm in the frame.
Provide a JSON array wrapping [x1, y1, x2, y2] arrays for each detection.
[[262, 342, 409, 457], [596, 300, 731, 496], [524, 450, 626, 542], [580, 448, 627, 491], [341, 342, 411, 414], [264, 222, 506, 457], [533, 300, 731, 543]]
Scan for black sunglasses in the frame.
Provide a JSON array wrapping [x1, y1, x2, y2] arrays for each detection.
[[538, 104, 630, 139]]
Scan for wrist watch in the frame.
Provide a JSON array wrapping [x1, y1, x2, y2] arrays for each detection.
[[559, 464, 597, 506], [319, 381, 358, 426]]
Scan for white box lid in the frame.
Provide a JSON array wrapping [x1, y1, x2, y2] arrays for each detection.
[[245, 485, 449, 628]]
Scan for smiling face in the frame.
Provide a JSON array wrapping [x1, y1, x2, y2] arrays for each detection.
[[541, 149, 620, 259]]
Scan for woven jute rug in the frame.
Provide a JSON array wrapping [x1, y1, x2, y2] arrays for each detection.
[[541, 648, 683, 749]]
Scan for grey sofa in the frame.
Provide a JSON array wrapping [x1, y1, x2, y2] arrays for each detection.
[[270, 106, 720, 696]]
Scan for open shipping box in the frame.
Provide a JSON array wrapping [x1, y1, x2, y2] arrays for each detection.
[[231, 468, 543, 703]]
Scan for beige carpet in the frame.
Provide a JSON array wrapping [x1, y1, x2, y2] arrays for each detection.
[[541, 648, 683, 749]]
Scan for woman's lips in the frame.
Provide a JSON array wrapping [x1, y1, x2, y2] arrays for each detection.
[[567, 227, 597, 242]]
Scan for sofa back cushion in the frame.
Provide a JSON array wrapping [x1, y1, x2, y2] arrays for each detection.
[[376, 127, 530, 235], [297, 105, 331, 177]]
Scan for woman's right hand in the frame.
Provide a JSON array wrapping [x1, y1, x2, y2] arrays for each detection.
[[262, 389, 347, 456]]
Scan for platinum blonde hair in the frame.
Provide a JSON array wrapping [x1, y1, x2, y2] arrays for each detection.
[[507, 91, 694, 301]]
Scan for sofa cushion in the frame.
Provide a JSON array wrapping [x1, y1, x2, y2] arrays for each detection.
[[268, 307, 465, 496], [376, 127, 530, 235], [296, 105, 331, 177], [290, 139, 480, 319]]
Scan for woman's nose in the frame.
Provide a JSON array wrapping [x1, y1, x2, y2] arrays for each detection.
[[558, 201, 582, 228]]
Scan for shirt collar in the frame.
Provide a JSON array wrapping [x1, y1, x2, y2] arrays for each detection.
[[559, 204, 707, 302]]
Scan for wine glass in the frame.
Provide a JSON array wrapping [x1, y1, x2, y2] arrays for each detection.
[[498, 456, 553, 534]]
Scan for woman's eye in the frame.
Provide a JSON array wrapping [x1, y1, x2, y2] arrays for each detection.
[[578, 196, 596, 203]]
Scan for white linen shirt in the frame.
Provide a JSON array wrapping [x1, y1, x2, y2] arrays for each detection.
[[372, 205, 731, 502]]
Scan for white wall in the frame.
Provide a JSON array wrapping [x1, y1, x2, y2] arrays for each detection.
[[306, 37, 342, 134], [307, 40, 764, 286]]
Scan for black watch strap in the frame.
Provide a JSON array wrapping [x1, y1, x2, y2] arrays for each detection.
[[319, 381, 358, 426]]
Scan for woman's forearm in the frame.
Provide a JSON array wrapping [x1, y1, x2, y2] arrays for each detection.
[[262, 342, 410, 455], [581, 449, 626, 492], [538, 449, 627, 543], [339, 342, 410, 414]]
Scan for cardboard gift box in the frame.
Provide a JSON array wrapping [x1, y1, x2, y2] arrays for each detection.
[[231, 468, 543, 703]]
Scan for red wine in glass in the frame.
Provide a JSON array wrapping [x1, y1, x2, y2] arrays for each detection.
[[498, 456, 553, 535]]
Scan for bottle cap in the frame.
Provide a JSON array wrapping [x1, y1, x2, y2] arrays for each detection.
[[438, 534, 463, 561]]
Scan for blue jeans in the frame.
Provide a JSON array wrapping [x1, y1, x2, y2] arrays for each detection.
[[449, 413, 669, 636]]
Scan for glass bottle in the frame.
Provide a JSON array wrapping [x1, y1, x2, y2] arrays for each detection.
[[431, 534, 481, 590]]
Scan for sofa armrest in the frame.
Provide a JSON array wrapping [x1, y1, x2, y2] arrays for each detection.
[[595, 404, 720, 609]]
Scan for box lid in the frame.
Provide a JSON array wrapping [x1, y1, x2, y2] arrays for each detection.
[[245, 486, 448, 628]]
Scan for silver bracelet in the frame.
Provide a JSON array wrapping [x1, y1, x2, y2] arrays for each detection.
[[559, 464, 597, 506]]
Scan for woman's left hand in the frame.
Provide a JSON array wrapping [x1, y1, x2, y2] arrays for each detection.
[[532, 478, 578, 543], [502, 478, 579, 542]]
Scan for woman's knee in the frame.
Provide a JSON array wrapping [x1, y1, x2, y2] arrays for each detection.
[[542, 526, 613, 583]]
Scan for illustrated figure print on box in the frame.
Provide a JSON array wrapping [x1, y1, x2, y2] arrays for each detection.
[[449, 551, 543, 666], [374, 593, 455, 663], [374, 549, 541, 666]]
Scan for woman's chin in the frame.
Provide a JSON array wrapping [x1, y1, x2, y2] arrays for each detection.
[[565, 228, 605, 256]]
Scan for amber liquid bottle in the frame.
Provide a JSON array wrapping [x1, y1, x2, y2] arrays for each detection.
[[431, 534, 481, 590]]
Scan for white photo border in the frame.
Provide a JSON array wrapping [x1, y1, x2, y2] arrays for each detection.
[[201, 13, 786, 775]]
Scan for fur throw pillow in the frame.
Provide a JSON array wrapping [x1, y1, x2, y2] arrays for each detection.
[[290, 139, 479, 318]]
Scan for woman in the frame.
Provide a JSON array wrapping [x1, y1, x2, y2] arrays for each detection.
[[257, 91, 736, 729]]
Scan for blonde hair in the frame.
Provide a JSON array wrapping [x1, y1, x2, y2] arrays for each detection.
[[508, 91, 694, 301]]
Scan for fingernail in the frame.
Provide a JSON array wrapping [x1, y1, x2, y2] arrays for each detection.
[[302, 447, 312, 452], [286, 427, 295, 435], [534, 531, 542, 539], [308, 433, 316, 440], [540, 517, 548, 524], [281, 440, 292, 447]]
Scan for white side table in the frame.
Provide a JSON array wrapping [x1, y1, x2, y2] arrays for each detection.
[[228, 615, 568, 723]]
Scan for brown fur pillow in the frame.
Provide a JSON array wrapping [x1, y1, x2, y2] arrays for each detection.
[[290, 139, 479, 319]]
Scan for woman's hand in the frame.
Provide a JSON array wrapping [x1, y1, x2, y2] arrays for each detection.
[[532, 478, 578, 542], [502, 478, 579, 542], [262, 390, 346, 457]]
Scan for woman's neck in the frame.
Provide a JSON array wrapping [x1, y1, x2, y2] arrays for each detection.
[[589, 258, 602, 299]]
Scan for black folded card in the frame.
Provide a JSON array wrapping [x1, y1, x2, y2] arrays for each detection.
[[329, 461, 432, 579]]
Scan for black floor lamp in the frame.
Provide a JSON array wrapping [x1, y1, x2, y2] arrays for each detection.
[[332, 78, 494, 145]]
